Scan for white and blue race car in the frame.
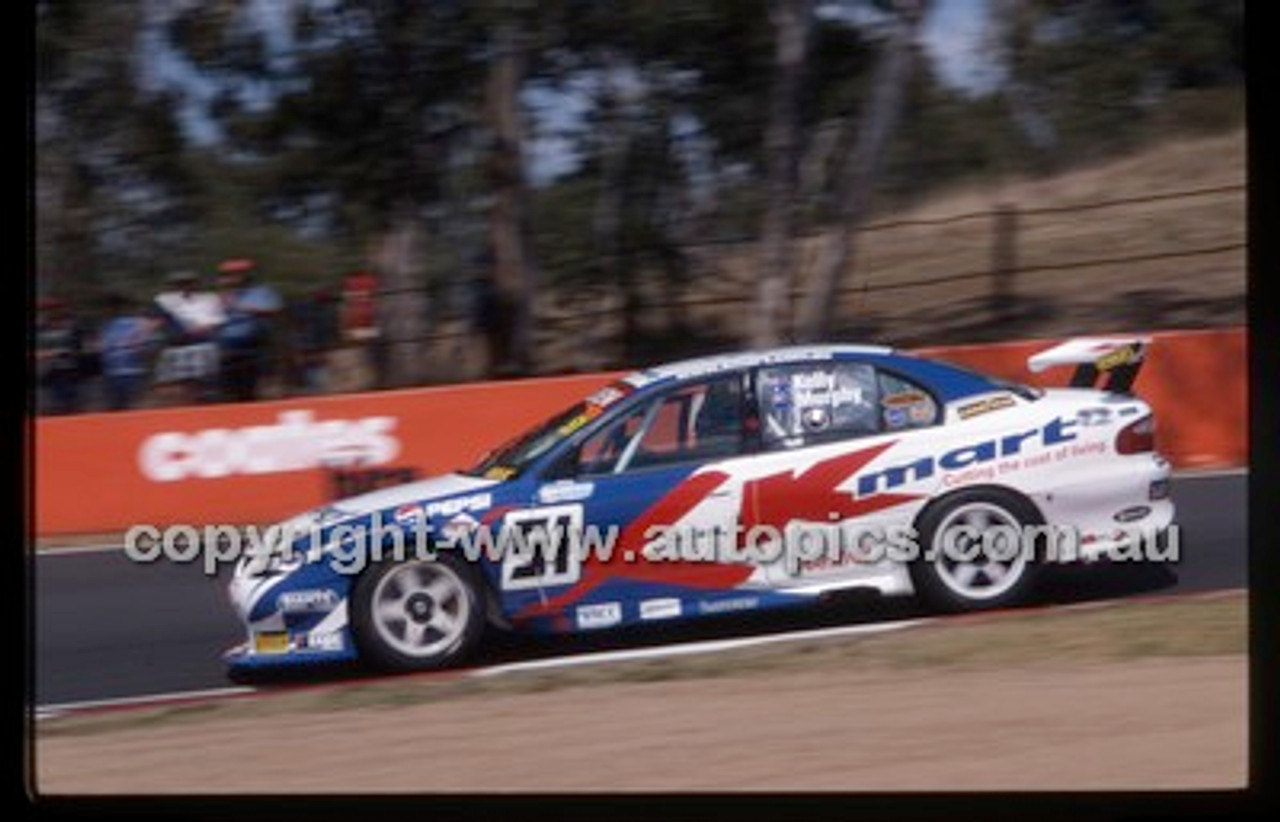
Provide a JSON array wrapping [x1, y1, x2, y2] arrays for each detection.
[[225, 339, 1173, 674]]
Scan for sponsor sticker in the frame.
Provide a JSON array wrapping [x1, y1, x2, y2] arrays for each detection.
[[1095, 344, 1142, 372], [575, 602, 622, 629], [1076, 407, 1113, 426], [585, 385, 630, 408], [854, 417, 1077, 499], [956, 394, 1017, 420], [696, 596, 760, 615], [557, 409, 601, 436], [424, 492, 493, 519], [393, 504, 424, 525], [253, 631, 289, 654], [882, 390, 927, 408], [769, 379, 792, 402], [278, 589, 340, 613], [294, 630, 345, 652], [907, 401, 935, 424], [538, 481, 595, 504], [639, 598, 683, 621], [1113, 505, 1152, 523]]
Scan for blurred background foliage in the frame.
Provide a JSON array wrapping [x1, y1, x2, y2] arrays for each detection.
[[35, 0, 1244, 383]]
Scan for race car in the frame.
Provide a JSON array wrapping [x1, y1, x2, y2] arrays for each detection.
[[225, 339, 1174, 674]]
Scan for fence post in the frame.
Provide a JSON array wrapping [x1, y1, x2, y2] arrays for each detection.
[[990, 203, 1018, 325]]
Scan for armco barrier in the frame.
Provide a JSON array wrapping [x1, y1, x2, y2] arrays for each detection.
[[34, 327, 1244, 535]]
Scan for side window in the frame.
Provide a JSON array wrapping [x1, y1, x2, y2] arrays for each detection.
[[758, 362, 879, 449], [877, 370, 939, 430], [570, 375, 744, 476], [574, 403, 650, 477]]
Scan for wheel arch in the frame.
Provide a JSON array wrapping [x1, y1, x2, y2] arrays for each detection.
[[910, 482, 1047, 535], [350, 537, 511, 631]]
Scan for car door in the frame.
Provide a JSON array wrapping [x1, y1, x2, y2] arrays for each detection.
[[510, 371, 758, 625], [747, 359, 942, 590]]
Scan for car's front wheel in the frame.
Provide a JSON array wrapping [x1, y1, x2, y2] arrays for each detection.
[[350, 554, 486, 671], [910, 488, 1043, 611]]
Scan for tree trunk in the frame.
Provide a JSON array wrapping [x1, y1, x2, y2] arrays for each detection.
[[371, 208, 426, 388], [793, 0, 925, 342], [485, 11, 534, 376], [593, 50, 634, 365], [753, 0, 813, 348]]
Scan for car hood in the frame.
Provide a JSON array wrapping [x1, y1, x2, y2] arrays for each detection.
[[333, 472, 500, 516], [282, 472, 501, 531]]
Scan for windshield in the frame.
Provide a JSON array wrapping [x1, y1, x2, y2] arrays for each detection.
[[464, 381, 635, 480]]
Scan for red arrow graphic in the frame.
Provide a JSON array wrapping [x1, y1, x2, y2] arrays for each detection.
[[741, 440, 920, 533]]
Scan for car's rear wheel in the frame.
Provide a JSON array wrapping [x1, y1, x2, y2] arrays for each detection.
[[350, 554, 485, 670], [910, 488, 1042, 611]]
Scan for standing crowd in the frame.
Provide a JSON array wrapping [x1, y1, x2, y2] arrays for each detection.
[[35, 260, 387, 414]]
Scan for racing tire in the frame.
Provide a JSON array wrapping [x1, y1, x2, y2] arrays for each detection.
[[909, 488, 1043, 612], [350, 552, 486, 671]]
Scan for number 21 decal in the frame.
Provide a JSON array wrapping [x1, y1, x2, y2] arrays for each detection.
[[499, 504, 584, 591]]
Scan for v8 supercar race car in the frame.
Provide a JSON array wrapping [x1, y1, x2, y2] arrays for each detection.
[[226, 339, 1173, 674]]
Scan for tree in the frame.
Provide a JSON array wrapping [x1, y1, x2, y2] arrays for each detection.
[[165, 1, 491, 385], [753, 0, 813, 347], [527, 0, 746, 362], [795, 0, 927, 341], [36, 1, 197, 298], [543, 1, 875, 353], [484, 3, 537, 375], [986, 0, 1243, 169]]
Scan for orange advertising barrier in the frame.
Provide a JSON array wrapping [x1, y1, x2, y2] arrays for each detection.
[[35, 373, 620, 535], [34, 328, 1245, 535]]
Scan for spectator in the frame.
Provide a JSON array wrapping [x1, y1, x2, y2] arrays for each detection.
[[98, 293, 157, 411], [340, 269, 380, 343], [35, 296, 84, 415], [153, 270, 224, 403], [154, 270, 224, 342], [287, 285, 338, 394], [339, 269, 384, 389], [215, 258, 282, 402]]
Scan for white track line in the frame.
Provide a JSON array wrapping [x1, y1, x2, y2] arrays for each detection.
[[33, 543, 138, 557], [472, 618, 929, 678], [34, 685, 257, 721]]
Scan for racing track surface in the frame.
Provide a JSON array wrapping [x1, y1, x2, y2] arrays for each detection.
[[33, 474, 1247, 707]]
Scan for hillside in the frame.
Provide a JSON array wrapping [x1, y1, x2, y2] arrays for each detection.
[[246, 128, 1245, 389], [466, 128, 1245, 379]]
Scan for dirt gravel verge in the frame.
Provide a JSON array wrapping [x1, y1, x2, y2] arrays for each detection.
[[34, 593, 1247, 793]]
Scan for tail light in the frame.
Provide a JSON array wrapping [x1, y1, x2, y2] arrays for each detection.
[[1116, 414, 1155, 454]]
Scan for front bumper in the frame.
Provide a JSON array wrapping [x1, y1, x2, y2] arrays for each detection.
[[225, 557, 359, 671], [223, 635, 357, 670]]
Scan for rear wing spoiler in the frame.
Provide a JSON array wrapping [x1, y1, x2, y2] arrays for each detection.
[[1027, 337, 1150, 394]]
